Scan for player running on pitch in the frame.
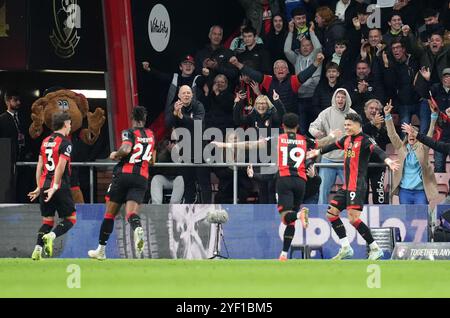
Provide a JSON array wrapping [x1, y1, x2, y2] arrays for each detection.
[[307, 113, 399, 260], [88, 106, 155, 260], [29, 112, 77, 260]]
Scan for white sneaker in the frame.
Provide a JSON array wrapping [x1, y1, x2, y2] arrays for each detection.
[[134, 227, 145, 255], [88, 246, 106, 260], [331, 245, 354, 260], [368, 248, 384, 260], [31, 245, 42, 261]]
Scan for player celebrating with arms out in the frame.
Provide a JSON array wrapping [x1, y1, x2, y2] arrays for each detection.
[[274, 113, 341, 261], [213, 108, 340, 261], [307, 113, 399, 260], [29, 112, 76, 260], [88, 106, 155, 260]]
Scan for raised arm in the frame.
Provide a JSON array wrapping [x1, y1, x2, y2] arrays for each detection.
[[211, 138, 267, 150], [416, 133, 450, 154], [283, 25, 297, 65], [296, 52, 323, 83], [384, 100, 403, 149], [316, 129, 342, 148]]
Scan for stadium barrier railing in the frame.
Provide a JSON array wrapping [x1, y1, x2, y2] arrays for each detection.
[[16, 162, 392, 204]]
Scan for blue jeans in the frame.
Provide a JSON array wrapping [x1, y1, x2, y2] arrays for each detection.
[[434, 150, 448, 172], [318, 157, 344, 204], [398, 188, 428, 204]]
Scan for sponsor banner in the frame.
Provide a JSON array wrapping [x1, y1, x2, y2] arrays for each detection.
[[222, 204, 429, 259], [392, 242, 450, 260], [28, 0, 105, 70], [0, 204, 215, 259], [0, 204, 428, 259]]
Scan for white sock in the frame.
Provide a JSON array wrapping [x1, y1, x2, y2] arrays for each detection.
[[369, 241, 379, 250], [280, 251, 288, 258], [98, 244, 106, 252], [48, 232, 56, 239], [340, 237, 350, 247], [34, 245, 42, 251]]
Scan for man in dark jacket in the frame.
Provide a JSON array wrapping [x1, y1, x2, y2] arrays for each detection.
[[417, 8, 446, 47], [363, 99, 391, 204], [411, 32, 450, 88], [142, 55, 205, 128], [314, 6, 346, 58], [0, 90, 25, 161], [345, 60, 385, 114], [167, 85, 211, 204], [229, 53, 323, 115], [383, 38, 421, 135], [195, 25, 238, 85], [312, 62, 344, 113], [237, 26, 272, 75]]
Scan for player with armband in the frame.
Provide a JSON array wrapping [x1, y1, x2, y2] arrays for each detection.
[[307, 113, 399, 260]]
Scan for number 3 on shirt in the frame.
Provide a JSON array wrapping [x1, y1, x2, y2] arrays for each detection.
[[129, 143, 152, 163], [45, 148, 55, 171], [280, 146, 305, 168]]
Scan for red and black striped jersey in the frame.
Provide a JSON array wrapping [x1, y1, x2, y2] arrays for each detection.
[[114, 128, 155, 179], [321, 132, 388, 192], [277, 132, 317, 180], [39, 133, 72, 189]]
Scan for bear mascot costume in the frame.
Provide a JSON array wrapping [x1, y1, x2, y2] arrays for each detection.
[[29, 89, 106, 203]]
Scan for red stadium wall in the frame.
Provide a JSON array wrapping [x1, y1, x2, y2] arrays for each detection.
[[103, 0, 139, 148]]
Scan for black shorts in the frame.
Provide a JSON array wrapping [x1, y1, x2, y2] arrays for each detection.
[[39, 188, 76, 218], [329, 188, 364, 212], [108, 173, 148, 205], [276, 176, 306, 213]]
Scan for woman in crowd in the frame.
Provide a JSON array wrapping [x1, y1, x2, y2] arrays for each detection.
[[384, 100, 438, 204]]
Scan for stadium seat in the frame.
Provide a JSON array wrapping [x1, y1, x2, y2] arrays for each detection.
[[289, 245, 324, 259]]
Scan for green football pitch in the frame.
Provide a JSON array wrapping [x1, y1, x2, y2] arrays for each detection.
[[0, 259, 449, 298]]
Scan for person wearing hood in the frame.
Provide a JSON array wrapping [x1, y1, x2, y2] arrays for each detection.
[[384, 100, 438, 204], [309, 88, 356, 204]]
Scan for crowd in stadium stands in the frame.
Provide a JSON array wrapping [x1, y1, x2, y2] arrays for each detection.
[[2, 0, 450, 205]]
